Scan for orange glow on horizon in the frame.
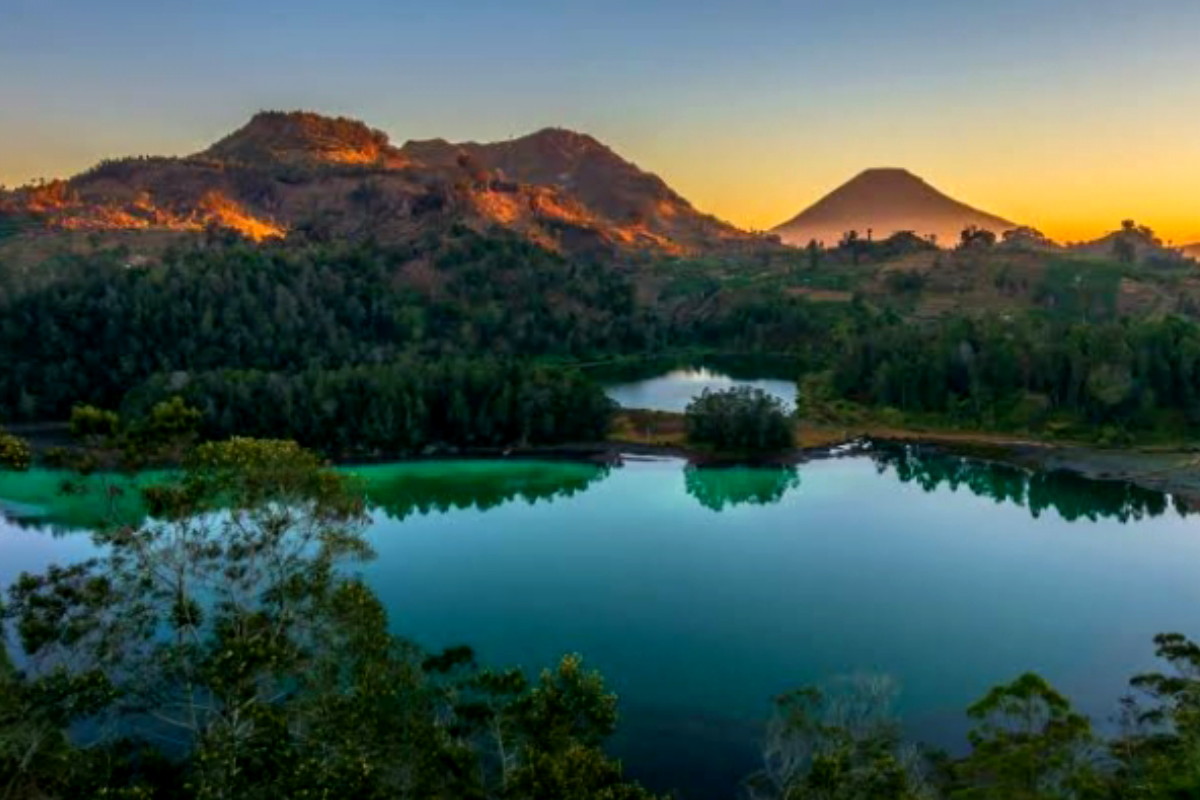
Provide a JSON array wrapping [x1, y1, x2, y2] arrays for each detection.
[[682, 173, 1200, 247], [3, 133, 1197, 247]]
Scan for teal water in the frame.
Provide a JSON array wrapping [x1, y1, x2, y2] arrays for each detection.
[[604, 366, 797, 412], [2, 451, 1199, 798]]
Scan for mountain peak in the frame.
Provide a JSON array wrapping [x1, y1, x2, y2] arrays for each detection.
[[200, 110, 401, 167], [855, 167, 919, 179], [521, 126, 605, 149], [773, 168, 1015, 246], [395, 124, 752, 250], [842, 167, 943, 195], [494, 127, 620, 170], [10, 112, 756, 257]]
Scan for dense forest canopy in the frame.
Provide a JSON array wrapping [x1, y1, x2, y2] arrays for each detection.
[[2, 223, 1200, 443], [123, 359, 615, 457], [0, 230, 648, 419]]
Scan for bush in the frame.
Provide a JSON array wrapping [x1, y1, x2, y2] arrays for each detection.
[[0, 429, 31, 471], [684, 387, 794, 453]]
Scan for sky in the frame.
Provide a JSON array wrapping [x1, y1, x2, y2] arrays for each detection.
[[1, 0, 1198, 243]]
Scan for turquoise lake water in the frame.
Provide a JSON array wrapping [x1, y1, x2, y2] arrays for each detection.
[[1, 450, 1198, 798]]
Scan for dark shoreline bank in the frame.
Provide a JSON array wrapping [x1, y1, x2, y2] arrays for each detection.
[[11, 419, 1200, 506]]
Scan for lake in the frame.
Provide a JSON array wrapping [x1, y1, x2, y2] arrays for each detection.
[[603, 364, 797, 412], [1, 449, 1198, 798]]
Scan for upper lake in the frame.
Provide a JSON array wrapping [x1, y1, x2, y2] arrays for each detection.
[[603, 365, 797, 412], [1, 449, 1197, 799]]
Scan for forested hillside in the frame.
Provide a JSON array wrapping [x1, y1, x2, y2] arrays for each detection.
[[2, 220, 1200, 446]]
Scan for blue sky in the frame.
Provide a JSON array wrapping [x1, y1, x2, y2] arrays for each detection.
[[2, 0, 1198, 239]]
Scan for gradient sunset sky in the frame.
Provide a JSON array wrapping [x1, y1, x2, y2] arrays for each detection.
[[2, 0, 1197, 243]]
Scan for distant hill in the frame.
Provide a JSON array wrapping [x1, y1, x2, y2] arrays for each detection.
[[1183, 242, 1200, 260], [772, 168, 1016, 247], [1070, 221, 1189, 264], [0, 111, 762, 258], [399, 128, 747, 253], [200, 111, 410, 169]]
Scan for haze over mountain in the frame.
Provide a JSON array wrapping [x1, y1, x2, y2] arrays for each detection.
[[0, 111, 759, 258], [772, 168, 1016, 247]]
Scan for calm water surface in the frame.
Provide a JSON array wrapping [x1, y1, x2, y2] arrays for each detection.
[[2, 451, 1198, 798], [605, 366, 796, 412]]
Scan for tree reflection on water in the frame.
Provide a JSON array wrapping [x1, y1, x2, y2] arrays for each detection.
[[684, 465, 802, 512], [873, 444, 1186, 523]]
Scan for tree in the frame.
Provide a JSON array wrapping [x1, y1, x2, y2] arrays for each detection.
[[6, 438, 374, 797], [684, 386, 794, 454], [0, 428, 30, 471], [950, 673, 1098, 799], [959, 226, 997, 250], [840, 230, 864, 265], [0, 636, 118, 800], [1111, 633, 1200, 797], [2, 437, 658, 799], [68, 404, 120, 441], [744, 674, 931, 800], [807, 240, 822, 270], [122, 361, 615, 458], [1113, 235, 1137, 265], [1000, 227, 1054, 251]]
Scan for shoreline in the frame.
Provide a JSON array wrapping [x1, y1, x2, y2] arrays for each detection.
[[820, 427, 1200, 508], [337, 433, 1200, 509], [12, 416, 1200, 506]]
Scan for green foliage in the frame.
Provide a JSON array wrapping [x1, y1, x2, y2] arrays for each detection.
[[1112, 633, 1200, 798], [744, 675, 930, 800], [127, 395, 203, 449], [823, 311, 1200, 438], [123, 360, 615, 457], [68, 404, 121, 440], [744, 639, 1200, 800], [0, 428, 31, 471], [0, 232, 656, 421], [685, 386, 794, 454], [0, 437, 658, 800], [61, 397, 202, 472], [0, 638, 119, 800], [1035, 258, 1125, 321], [490, 654, 658, 799], [950, 673, 1098, 799]]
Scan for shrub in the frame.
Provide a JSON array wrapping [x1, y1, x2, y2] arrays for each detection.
[[0, 429, 31, 471], [684, 387, 793, 453]]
